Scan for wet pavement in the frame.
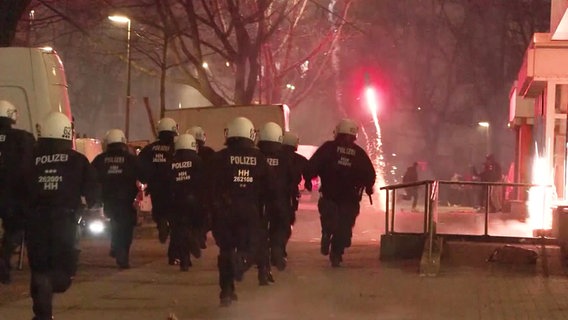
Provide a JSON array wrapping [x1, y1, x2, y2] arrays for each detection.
[[1, 192, 567, 319]]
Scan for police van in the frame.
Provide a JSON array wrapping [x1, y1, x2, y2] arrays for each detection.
[[0, 47, 72, 136], [0, 47, 111, 236]]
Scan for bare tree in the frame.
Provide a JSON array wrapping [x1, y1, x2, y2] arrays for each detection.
[[122, 0, 351, 116], [0, 0, 33, 46], [347, 0, 549, 176]]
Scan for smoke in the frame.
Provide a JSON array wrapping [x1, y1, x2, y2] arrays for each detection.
[[328, 0, 386, 208], [328, 0, 346, 117]]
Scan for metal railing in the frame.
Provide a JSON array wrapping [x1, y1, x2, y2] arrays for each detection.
[[380, 180, 555, 244]]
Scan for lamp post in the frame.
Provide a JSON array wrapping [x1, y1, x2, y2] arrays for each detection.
[[478, 121, 490, 155], [108, 15, 132, 140]]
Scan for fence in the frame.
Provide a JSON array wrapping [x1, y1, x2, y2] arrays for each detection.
[[380, 180, 557, 244]]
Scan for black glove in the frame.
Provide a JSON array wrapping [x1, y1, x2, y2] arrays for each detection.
[[365, 185, 374, 196], [304, 179, 312, 192]]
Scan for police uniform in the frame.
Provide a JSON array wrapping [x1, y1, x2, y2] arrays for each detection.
[[27, 112, 99, 320], [186, 126, 215, 249], [210, 117, 270, 306], [138, 118, 177, 263], [92, 130, 142, 269], [169, 134, 204, 271], [281, 135, 308, 255], [257, 123, 298, 281], [196, 144, 215, 247], [0, 101, 35, 284], [304, 119, 375, 267]]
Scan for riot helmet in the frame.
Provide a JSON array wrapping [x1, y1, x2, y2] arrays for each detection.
[[282, 131, 299, 148], [39, 112, 73, 140], [225, 116, 255, 141], [259, 122, 283, 143], [0, 100, 17, 123], [186, 126, 206, 142], [157, 117, 178, 134], [334, 118, 358, 138], [105, 129, 126, 145], [175, 133, 197, 151]]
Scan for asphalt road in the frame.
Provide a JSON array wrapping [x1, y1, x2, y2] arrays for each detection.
[[2, 192, 568, 319]]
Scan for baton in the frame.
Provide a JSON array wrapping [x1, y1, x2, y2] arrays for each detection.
[[17, 231, 25, 270], [368, 194, 373, 205]]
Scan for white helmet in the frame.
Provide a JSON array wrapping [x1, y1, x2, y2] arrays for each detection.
[[259, 122, 283, 143], [282, 132, 299, 148], [157, 117, 178, 134], [225, 117, 255, 141], [334, 118, 358, 138], [0, 100, 17, 123], [186, 126, 206, 142], [39, 112, 73, 141], [105, 129, 126, 144], [175, 133, 197, 151]]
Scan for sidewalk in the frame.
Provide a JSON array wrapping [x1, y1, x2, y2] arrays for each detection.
[[2, 198, 568, 319]]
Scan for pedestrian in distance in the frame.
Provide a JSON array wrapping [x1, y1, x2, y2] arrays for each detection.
[[186, 125, 215, 250], [27, 112, 100, 320], [92, 129, 143, 269], [476, 154, 503, 212], [138, 117, 178, 265], [402, 162, 420, 212], [303, 118, 376, 267], [210, 116, 271, 306], [257, 122, 297, 285], [0, 100, 35, 285], [281, 131, 308, 258], [169, 133, 204, 271]]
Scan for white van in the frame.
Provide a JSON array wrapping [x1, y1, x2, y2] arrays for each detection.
[[0, 47, 72, 136]]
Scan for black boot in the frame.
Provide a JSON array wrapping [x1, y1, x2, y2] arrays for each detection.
[[231, 251, 249, 282], [258, 267, 271, 286], [330, 251, 341, 268], [157, 220, 169, 244], [219, 286, 237, 306], [189, 235, 202, 259], [271, 247, 287, 271], [219, 292, 233, 307], [320, 233, 331, 256]]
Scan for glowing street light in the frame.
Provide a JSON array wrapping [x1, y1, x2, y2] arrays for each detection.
[[108, 15, 132, 139], [478, 121, 490, 154]]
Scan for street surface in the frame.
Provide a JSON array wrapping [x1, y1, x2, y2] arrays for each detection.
[[1, 192, 568, 319]]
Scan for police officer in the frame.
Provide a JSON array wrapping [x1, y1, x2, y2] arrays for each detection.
[[281, 131, 308, 254], [0, 100, 35, 284], [257, 122, 297, 283], [138, 117, 178, 264], [303, 118, 375, 267], [28, 112, 99, 320], [210, 117, 270, 306], [169, 133, 204, 271], [92, 129, 142, 269], [187, 126, 215, 160], [186, 126, 215, 249]]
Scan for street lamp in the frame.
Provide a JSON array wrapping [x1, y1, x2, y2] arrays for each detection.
[[108, 15, 132, 140], [478, 121, 490, 154]]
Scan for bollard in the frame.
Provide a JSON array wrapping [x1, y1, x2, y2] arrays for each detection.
[[553, 206, 568, 261]]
